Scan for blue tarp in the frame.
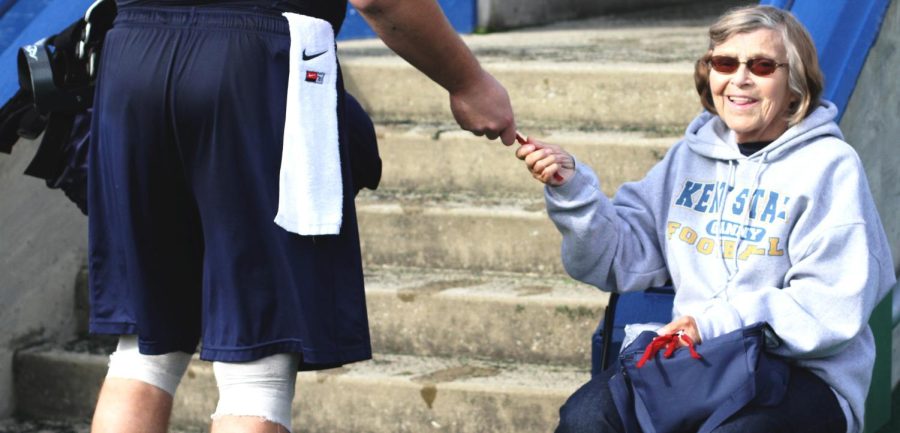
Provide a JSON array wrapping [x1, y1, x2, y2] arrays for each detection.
[[339, 0, 476, 40], [760, 0, 893, 120], [0, 0, 477, 103], [0, 0, 95, 105], [0, 0, 53, 54], [0, 0, 20, 19]]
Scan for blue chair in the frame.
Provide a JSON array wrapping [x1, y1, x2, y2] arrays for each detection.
[[591, 286, 674, 376]]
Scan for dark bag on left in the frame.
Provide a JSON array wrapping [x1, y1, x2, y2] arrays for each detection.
[[608, 322, 791, 433], [0, 0, 115, 214], [1, 0, 381, 214]]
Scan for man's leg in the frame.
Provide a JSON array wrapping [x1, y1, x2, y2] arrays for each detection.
[[211, 416, 290, 433], [210, 354, 301, 433], [91, 336, 192, 433], [91, 378, 174, 433]]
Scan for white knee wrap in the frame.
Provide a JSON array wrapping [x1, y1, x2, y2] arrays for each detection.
[[211, 353, 300, 432], [106, 335, 192, 396]]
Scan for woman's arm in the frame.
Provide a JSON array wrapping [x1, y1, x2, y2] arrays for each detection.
[[519, 138, 675, 293], [349, 0, 516, 144]]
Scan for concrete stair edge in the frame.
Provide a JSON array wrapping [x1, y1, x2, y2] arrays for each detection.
[[15, 348, 587, 433], [364, 266, 608, 365], [342, 59, 702, 130], [372, 125, 674, 197], [356, 197, 566, 274]]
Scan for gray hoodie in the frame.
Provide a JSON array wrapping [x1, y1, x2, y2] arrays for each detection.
[[545, 101, 895, 433]]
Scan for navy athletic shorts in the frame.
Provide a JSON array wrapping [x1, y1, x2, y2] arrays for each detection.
[[87, 3, 371, 369]]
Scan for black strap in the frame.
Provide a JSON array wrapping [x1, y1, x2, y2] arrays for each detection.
[[17, 108, 48, 140], [52, 20, 90, 89], [599, 292, 619, 371], [24, 111, 75, 180]]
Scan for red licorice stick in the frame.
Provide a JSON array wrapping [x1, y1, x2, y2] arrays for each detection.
[[516, 132, 565, 182]]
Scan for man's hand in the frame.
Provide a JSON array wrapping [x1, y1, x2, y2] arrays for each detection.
[[449, 69, 517, 145], [350, 0, 517, 146]]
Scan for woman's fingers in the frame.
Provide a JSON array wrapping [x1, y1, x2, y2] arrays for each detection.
[[515, 143, 537, 160], [516, 138, 573, 185], [531, 149, 557, 173], [658, 315, 702, 344]]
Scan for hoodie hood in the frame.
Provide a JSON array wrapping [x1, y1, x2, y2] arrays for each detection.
[[684, 100, 843, 162]]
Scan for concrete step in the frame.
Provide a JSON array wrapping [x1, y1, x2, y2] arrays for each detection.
[[356, 193, 564, 273], [479, 0, 746, 31], [72, 265, 607, 366], [374, 125, 672, 198], [365, 266, 606, 365], [0, 418, 201, 433], [15, 346, 588, 433], [342, 56, 698, 132], [339, 11, 719, 130], [73, 262, 608, 367]]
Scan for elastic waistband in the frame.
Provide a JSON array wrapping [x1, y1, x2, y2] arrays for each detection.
[[115, 7, 290, 34]]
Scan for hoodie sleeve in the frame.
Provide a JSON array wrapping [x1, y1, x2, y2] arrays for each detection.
[[545, 155, 672, 293], [693, 145, 896, 358]]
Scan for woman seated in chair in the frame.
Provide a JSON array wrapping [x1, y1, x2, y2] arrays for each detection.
[[517, 5, 895, 433]]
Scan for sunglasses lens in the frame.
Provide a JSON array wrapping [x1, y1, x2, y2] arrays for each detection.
[[748, 59, 778, 76], [709, 56, 738, 73]]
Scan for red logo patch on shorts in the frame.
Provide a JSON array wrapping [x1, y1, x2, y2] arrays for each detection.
[[305, 70, 325, 84]]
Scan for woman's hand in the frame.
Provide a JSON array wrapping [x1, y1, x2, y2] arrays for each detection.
[[514, 138, 575, 186], [657, 315, 702, 345]]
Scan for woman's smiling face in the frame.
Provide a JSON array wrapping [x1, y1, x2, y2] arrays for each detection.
[[709, 28, 794, 143]]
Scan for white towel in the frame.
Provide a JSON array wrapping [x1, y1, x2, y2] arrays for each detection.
[[274, 13, 343, 235]]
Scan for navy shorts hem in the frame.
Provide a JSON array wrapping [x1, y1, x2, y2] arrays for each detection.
[[200, 340, 372, 371], [89, 321, 138, 335], [89, 321, 199, 354]]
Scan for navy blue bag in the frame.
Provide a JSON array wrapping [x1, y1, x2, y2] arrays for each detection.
[[608, 322, 790, 433]]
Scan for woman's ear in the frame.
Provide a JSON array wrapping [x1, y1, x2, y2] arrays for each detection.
[[787, 92, 801, 113]]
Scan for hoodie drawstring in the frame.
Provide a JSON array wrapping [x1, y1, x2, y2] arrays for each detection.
[[714, 151, 769, 300], [716, 160, 737, 290], [734, 151, 769, 274]]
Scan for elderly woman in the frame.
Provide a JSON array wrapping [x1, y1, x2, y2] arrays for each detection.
[[517, 5, 895, 433]]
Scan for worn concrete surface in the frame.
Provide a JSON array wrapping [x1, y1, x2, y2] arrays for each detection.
[[342, 59, 700, 131], [338, 8, 719, 131], [478, 0, 689, 31], [356, 195, 563, 273], [0, 418, 92, 433], [841, 0, 900, 298], [365, 266, 607, 365], [66, 265, 606, 367], [0, 139, 85, 417], [339, 1, 754, 130], [839, 0, 900, 391], [0, 419, 203, 433], [374, 126, 672, 198], [16, 347, 586, 433]]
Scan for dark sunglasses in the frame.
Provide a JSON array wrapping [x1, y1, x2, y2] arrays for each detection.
[[708, 55, 787, 76]]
